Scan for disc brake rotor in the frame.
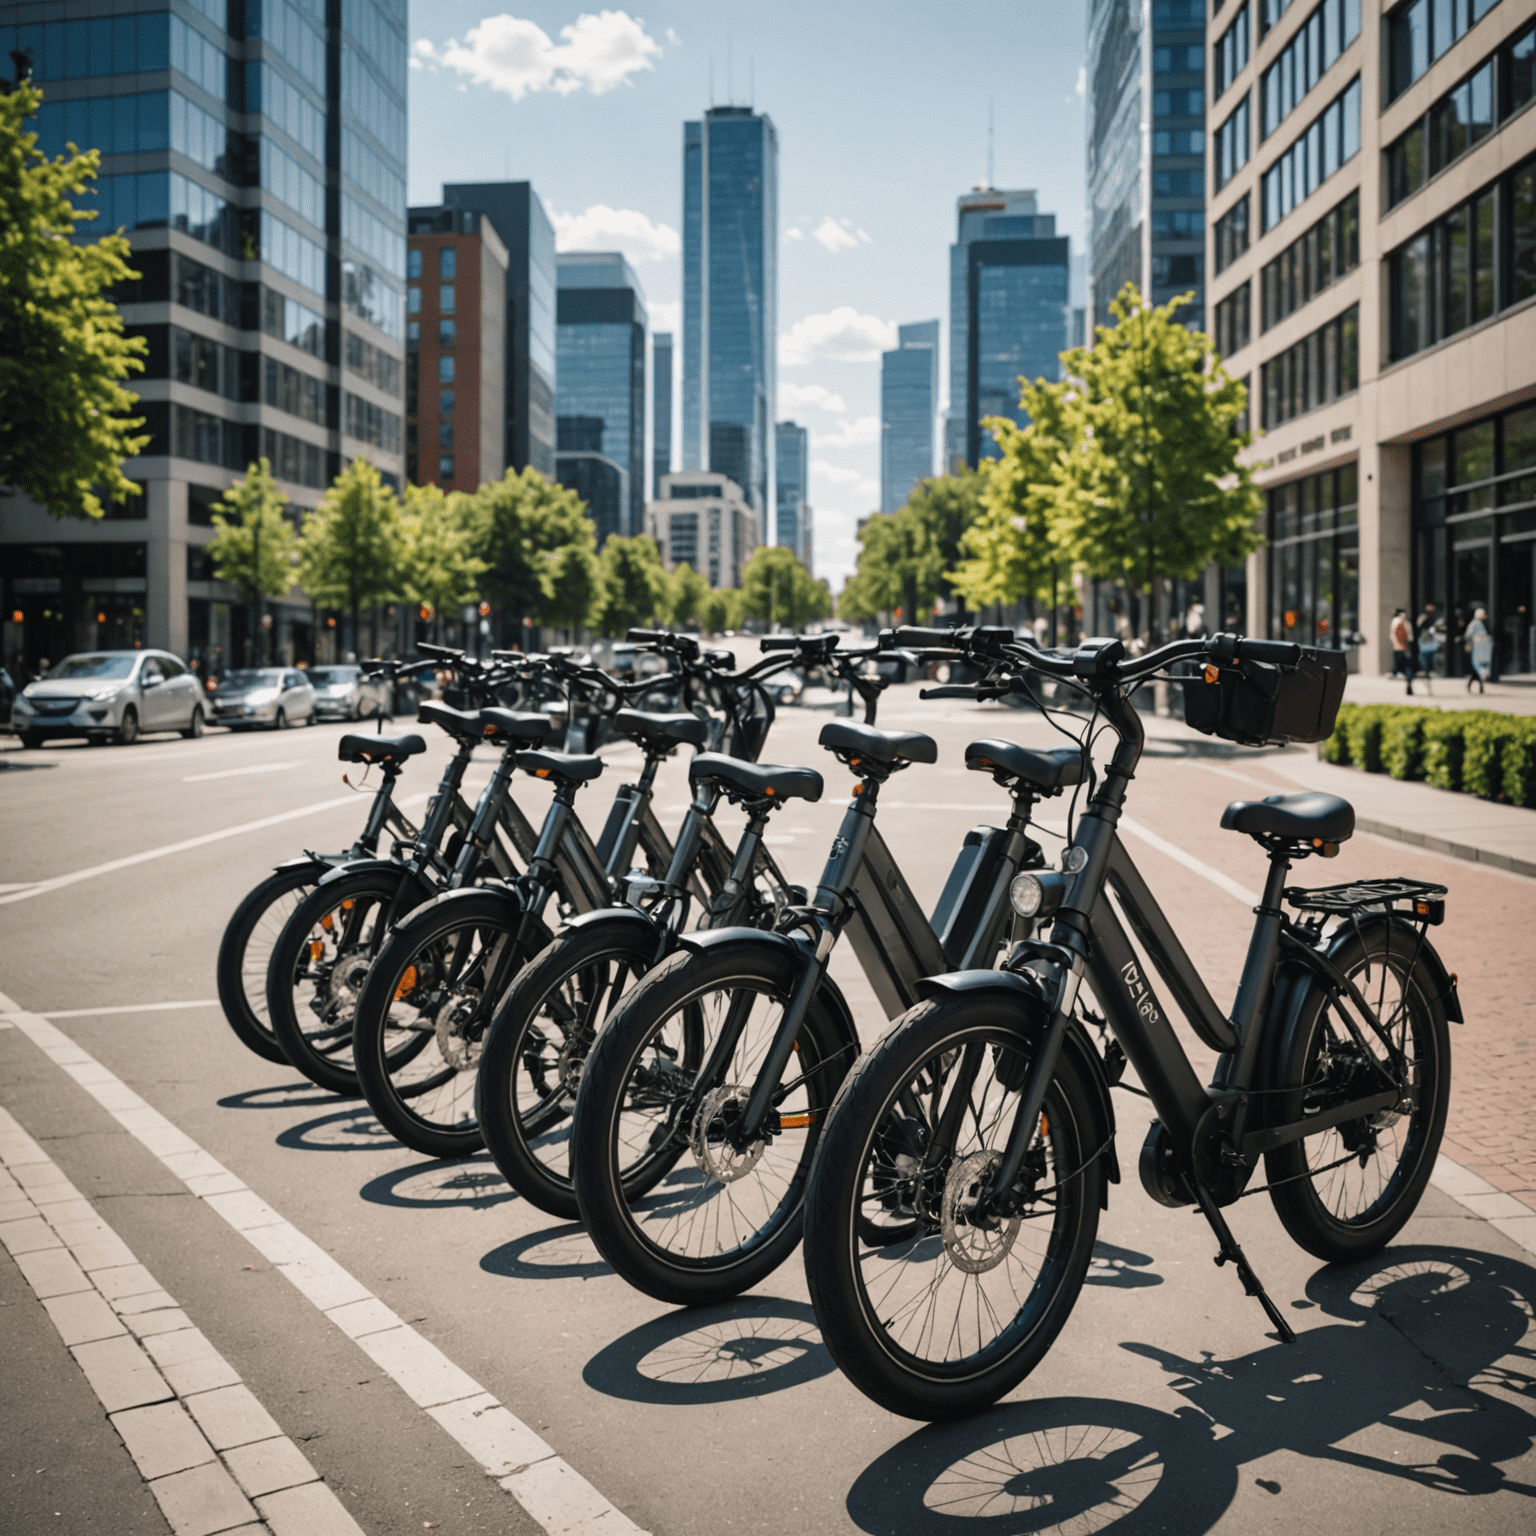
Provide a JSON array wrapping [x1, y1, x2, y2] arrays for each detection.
[[327, 948, 372, 1011], [941, 1151, 1021, 1274], [691, 1086, 764, 1184], [556, 1032, 588, 1094], [435, 996, 484, 1071]]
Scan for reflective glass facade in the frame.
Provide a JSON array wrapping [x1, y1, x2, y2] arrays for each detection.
[[775, 421, 810, 566], [881, 321, 939, 510], [681, 108, 778, 536], [653, 332, 674, 497]]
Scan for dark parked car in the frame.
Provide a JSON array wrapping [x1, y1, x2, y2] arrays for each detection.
[[0, 666, 14, 727], [307, 664, 391, 721]]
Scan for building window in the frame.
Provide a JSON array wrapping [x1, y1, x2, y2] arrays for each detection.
[[1261, 76, 1360, 232], [408, 249, 422, 280], [1215, 282, 1252, 356], [1153, 129, 1206, 154], [174, 405, 241, 469], [1214, 6, 1250, 101], [439, 455, 454, 480], [1267, 463, 1360, 648], [439, 319, 456, 348], [344, 393, 402, 454], [1386, 0, 1505, 106], [1154, 89, 1205, 117], [1214, 196, 1251, 275], [1261, 190, 1359, 329], [1153, 169, 1205, 196], [1260, 0, 1362, 141], [438, 356, 455, 383], [1384, 18, 1533, 211], [406, 321, 419, 344], [1259, 0, 1299, 37], [1260, 304, 1359, 427], [408, 286, 422, 314], [1387, 157, 1527, 362], [260, 427, 325, 490], [1155, 45, 1204, 74], [1215, 95, 1251, 190], [440, 388, 455, 414], [439, 247, 457, 280], [439, 421, 454, 447], [1152, 208, 1203, 236], [439, 284, 456, 315]]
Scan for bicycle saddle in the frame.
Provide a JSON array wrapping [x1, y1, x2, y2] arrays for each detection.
[[516, 749, 606, 784], [478, 707, 553, 744], [613, 709, 711, 752], [689, 752, 823, 803], [965, 739, 1083, 793], [418, 701, 487, 740], [818, 721, 938, 765], [337, 732, 427, 765], [1220, 792, 1354, 844]]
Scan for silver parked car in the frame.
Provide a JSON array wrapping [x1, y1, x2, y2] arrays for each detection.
[[307, 664, 391, 722], [11, 650, 206, 748], [209, 668, 317, 731]]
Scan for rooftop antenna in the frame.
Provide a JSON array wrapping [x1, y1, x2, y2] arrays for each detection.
[[987, 97, 994, 188]]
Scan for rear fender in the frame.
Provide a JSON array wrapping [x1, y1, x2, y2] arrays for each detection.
[[917, 969, 1120, 1200]]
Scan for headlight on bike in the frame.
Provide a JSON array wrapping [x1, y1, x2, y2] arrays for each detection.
[[1009, 873, 1044, 918]]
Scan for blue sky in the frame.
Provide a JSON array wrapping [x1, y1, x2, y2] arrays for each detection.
[[407, 3, 1087, 584]]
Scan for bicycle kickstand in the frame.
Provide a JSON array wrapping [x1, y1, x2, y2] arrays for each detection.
[[1190, 1182, 1297, 1345]]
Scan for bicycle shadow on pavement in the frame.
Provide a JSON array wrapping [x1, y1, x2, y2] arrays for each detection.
[[273, 1105, 395, 1153], [359, 1153, 516, 1211], [218, 1083, 341, 1110], [1085, 1241, 1163, 1290], [846, 1246, 1536, 1536], [480, 1222, 612, 1281], [583, 1296, 835, 1407]]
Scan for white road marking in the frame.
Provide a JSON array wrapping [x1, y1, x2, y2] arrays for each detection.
[[2, 1005, 648, 1536], [183, 762, 297, 783], [42, 1000, 219, 1020], [1117, 815, 1262, 906], [0, 882, 35, 893], [0, 1104, 368, 1535], [0, 794, 360, 907]]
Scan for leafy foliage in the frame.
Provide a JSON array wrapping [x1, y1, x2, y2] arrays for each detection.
[[741, 546, 833, 629], [296, 457, 407, 643], [472, 467, 598, 636], [700, 585, 745, 635], [401, 483, 486, 638], [209, 458, 297, 605], [594, 535, 668, 638], [0, 82, 148, 518], [662, 562, 710, 628]]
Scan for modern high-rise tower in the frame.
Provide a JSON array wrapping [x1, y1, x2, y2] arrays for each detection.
[[682, 106, 779, 539], [652, 331, 673, 497], [775, 420, 810, 568], [881, 320, 939, 511]]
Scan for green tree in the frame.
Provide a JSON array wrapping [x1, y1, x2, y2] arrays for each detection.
[[594, 535, 668, 638], [1046, 285, 1260, 638], [662, 562, 710, 629], [741, 546, 832, 630], [401, 484, 485, 642], [208, 459, 297, 665], [296, 456, 407, 657], [1, 80, 148, 518], [700, 585, 745, 635]]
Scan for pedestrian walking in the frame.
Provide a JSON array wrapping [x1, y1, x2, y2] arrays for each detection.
[[1390, 607, 1416, 695], [1415, 602, 1443, 693], [1465, 607, 1494, 692]]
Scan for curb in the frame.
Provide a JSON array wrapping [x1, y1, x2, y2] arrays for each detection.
[[1354, 815, 1536, 882]]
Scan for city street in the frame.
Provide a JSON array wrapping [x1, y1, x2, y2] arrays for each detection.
[[3, 684, 1536, 1536]]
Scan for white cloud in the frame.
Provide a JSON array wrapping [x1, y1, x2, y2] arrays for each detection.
[[649, 299, 680, 334], [812, 216, 860, 253], [665, 26, 683, 46], [813, 461, 879, 500], [817, 415, 880, 449], [414, 10, 661, 100], [778, 382, 848, 416], [1075, 65, 1086, 97], [780, 307, 896, 366], [786, 227, 805, 241], [550, 204, 680, 263]]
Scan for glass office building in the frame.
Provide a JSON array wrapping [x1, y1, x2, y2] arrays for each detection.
[[682, 106, 779, 538], [652, 331, 673, 497], [775, 421, 811, 569], [554, 252, 647, 544], [443, 181, 557, 478], [0, 0, 407, 675], [881, 320, 939, 510]]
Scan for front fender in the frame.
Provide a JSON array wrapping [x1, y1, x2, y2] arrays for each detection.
[[314, 856, 403, 887], [555, 905, 661, 944], [917, 968, 1120, 1196], [273, 854, 332, 876]]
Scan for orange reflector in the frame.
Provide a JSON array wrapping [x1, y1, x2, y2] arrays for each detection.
[[484, 724, 496, 735], [319, 913, 334, 932], [1204, 664, 1219, 684], [852, 783, 862, 794], [341, 899, 355, 909], [536, 768, 550, 778], [765, 786, 775, 795], [778, 1111, 817, 1129], [309, 940, 324, 960], [394, 965, 417, 1001]]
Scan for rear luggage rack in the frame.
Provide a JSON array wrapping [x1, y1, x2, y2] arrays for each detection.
[[1284, 877, 1448, 923]]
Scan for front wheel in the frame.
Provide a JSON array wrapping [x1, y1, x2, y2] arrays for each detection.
[[116, 707, 139, 745], [216, 865, 323, 1063], [571, 944, 851, 1307], [182, 705, 205, 739], [803, 997, 1104, 1421], [274, 707, 289, 731], [1265, 922, 1451, 1263], [354, 891, 551, 1158]]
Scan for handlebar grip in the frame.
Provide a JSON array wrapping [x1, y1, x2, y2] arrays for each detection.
[[894, 625, 962, 649], [625, 628, 667, 644], [1238, 638, 1302, 667], [759, 636, 799, 651], [919, 685, 977, 700]]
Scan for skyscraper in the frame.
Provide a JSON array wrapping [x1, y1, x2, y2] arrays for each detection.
[[881, 320, 939, 511], [554, 252, 647, 545], [1087, 0, 1208, 331], [442, 181, 557, 478], [682, 106, 779, 538], [945, 191, 1071, 471], [652, 331, 673, 497], [1, 0, 407, 672], [775, 421, 810, 569]]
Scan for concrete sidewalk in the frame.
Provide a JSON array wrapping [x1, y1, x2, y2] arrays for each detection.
[[1331, 670, 1536, 712]]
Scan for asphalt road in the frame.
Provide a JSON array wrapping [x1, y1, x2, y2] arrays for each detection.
[[3, 690, 1535, 1536]]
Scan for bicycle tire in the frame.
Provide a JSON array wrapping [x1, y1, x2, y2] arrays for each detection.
[[571, 943, 851, 1307], [476, 917, 660, 1218], [353, 890, 552, 1158], [803, 996, 1103, 1421], [216, 865, 321, 1064], [266, 869, 433, 1096], [1265, 921, 1451, 1263]]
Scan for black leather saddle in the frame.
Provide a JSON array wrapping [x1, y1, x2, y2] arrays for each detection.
[[965, 739, 1083, 793], [517, 750, 606, 785], [418, 702, 486, 740], [614, 709, 711, 753], [690, 752, 823, 803], [479, 707, 553, 745], [338, 732, 427, 765], [819, 721, 938, 766], [1220, 792, 1354, 844]]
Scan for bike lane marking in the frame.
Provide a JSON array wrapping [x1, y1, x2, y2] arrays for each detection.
[[0, 1102, 368, 1536], [184, 762, 299, 783], [0, 1000, 649, 1536]]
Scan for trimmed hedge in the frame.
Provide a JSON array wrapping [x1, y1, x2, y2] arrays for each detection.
[[1324, 702, 1536, 807]]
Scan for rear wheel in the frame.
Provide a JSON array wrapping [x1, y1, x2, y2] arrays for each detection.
[[1266, 923, 1451, 1263], [354, 891, 551, 1158], [182, 705, 205, 739], [18, 730, 42, 750], [216, 865, 322, 1064], [477, 919, 659, 1217], [116, 707, 138, 746], [803, 997, 1103, 1421]]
